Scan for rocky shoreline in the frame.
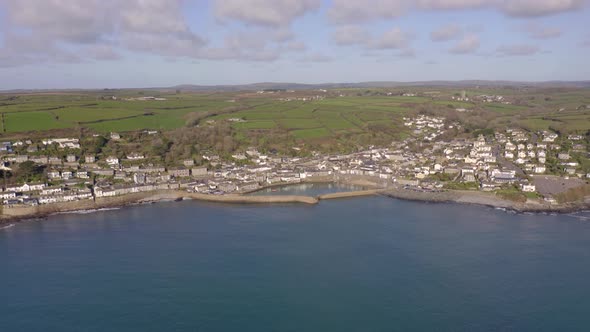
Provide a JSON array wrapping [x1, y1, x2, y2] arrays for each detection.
[[1, 183, 588, 226], [381, 187, 590, 214]]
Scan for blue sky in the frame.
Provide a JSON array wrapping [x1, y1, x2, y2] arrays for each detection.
[[0, 0, 589, 89]]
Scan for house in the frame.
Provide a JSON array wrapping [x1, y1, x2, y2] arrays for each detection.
[[133, 173, 146, 184], [169, 167, 190, 178], [22, 198, 39, 206], [396, 178, 420, 186], [41, 186, 63, 195], [66, 155, 77, 163], [0, 142, 13, 153], [534, 165, 546, 174], [91, 169, 115, 177], [76, 171, 89, 179], [6, 182, 46, 192], [106, 156, 119, 166], [126, 153, 145, 160], [521, 184, 536, 192], [114, 171, 127, 180], [31, 156, 49, 164], [141, 166, 165, 173], [85, 155, 96, 163], [48, 157, 62, 165], [217, 182, 237, 192], [568, 135, 584, 141], [558, 153, 570, 160], [0, 192, 16, 199], [14, 155, 29, 163], [110, 132, 121, 140], [491, 169, 516, 183], [442, 168, 459, 178], [191, 167, 208, 177], [47, 170, 61, 179], [94, 186, 117, 198], [480, 182, 499, 191], [61, 171, 73, 179], [238, 182, 260, 192], [183, 160, 195, 167]]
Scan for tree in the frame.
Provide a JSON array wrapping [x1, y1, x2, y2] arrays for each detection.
[[82, 136, 108, 154], [17, 161, 44, 182]]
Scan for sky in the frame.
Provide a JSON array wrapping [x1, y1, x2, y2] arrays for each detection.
[[0, 0, 589, 89]]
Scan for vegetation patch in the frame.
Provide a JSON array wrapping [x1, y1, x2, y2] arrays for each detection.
[[291, 128, 331, 139], [5, 111, 71, 132]]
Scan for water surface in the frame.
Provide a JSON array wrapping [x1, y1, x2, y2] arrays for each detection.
[[249, 182, 367, 196], [1, 195, 590, 331]]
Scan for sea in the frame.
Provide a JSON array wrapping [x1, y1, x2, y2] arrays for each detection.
[[1, 184, 590, 332]]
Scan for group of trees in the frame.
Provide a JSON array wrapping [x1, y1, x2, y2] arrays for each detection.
[[1, 161, 46, 184]]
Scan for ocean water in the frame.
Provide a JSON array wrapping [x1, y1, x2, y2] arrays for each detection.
[[1, 193, 590, 331], [249, 182, 367, 196]]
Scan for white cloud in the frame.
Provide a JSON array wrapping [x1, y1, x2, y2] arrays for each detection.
[[397, 48, 417, 57], [283, 41, 307, 52], [450, 34, 480, 53], [0, 0, 205, 66], [298, 53, 334, 62], [6, 0, 112, 43], [214, 0, 321, 27], [430, 24, 463, 41], [84, 45, 122, 61], [328, 0, 409, 24], [416, 0, 488, 10], [496, 44, 540, 56], [273, 29, 296, 42], [371, 28, 411, 49], [327, 0, 586, 23], [333, 26, 370, 45], [499, 0, 585, 17], [522, 23, 562, 39]]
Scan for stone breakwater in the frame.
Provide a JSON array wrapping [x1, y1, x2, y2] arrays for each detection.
[[318, 189, 384, 200]]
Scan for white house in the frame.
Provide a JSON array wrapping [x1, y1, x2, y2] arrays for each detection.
[[521, 184, 536, 192], [106, 156, 120, 166]]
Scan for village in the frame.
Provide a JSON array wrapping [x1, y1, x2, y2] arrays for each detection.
[[0, 112, 588, 209]]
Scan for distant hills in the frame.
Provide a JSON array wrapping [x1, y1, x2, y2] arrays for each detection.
[[164, 80, 590, 92], [3, 80, 590, 93]]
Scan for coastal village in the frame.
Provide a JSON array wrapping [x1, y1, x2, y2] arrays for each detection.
[[1, 112, 588, 210]]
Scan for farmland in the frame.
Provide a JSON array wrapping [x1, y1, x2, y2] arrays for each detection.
[[0, 86, 589, 146]]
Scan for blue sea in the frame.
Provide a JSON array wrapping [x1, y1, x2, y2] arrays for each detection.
[[1, 186, 590, 331]]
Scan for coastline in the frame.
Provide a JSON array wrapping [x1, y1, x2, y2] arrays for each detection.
[[1, 180, 588, 226], [381, 187, 590, 214]]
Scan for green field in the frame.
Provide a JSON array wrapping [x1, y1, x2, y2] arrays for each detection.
[[5, 111, 71, 132], [232, 121, 277, 129], [291, 128, 331, 139], [1, 87, 589, 143]]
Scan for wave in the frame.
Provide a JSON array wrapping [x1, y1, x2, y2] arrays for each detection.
[[565, 213, 590, 221], [0, 223, 15, 230], [54, 207, 121, 215]]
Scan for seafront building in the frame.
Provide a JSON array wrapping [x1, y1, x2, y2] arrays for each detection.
[[0, 118, 588, 207]]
